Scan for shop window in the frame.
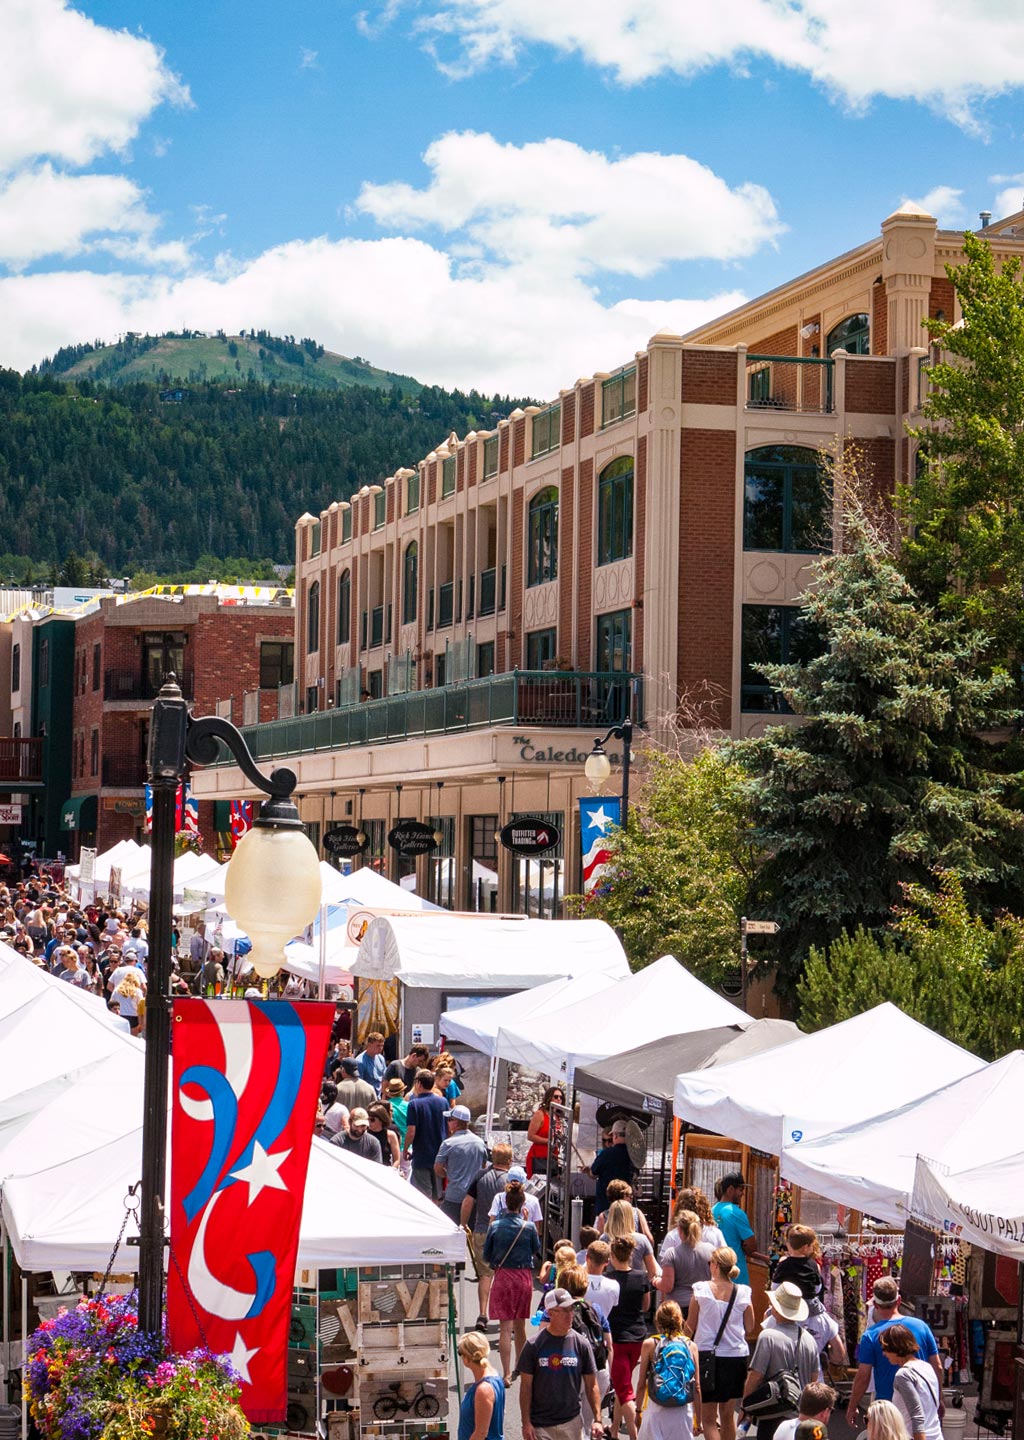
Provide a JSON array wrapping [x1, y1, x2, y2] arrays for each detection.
[[531, 405, 560, 459], [260, 640, 294, 689], [511, 809, 563, 920], [468, 815, 499, 912], [602, 368, 636, 427], [483, 436, 499, 479], [403, 543, 418, 624], [526, 627, 557, 670], [527, 486, 559, 587], [307, 580, 320, 653], [374, 490, 386, 529], [741, 604, 823, 712], [744, 445, 830, 553], [597, 457, 634, 565], [477, 642, 495, 678], [337, 570, 351, 645], [827, 313, 870, 356]]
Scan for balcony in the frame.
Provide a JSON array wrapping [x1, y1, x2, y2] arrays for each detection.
[[101, 753, 147, 787], [746, 355, 834, 414], [0, 737, 43, 786], [211, 670, 643, 765], [104, 669, 195, 702]]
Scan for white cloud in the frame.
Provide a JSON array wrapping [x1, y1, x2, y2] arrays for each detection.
[[990, 175, 1024, 221], [0, 164, 188, 269], [0, 0, 189, 171], [0, 237, 747, 395], [356, 131, 783, 276], [901, 185, 965, 228], [371, 0, 1024, 124], [299, 47, 320, 69]]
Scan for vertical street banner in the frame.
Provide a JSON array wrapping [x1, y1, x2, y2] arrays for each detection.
[[579, 795, 621, 895], [144, 782, 198, 834], [229, 799, 254, 848], [169, 998, 334, 1421]]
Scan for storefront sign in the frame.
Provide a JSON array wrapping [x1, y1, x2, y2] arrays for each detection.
[[322, 824, 367, 858], [387, 820, 436, 856], [103, 797, 146, 816], [0, 803, 22, 824], [510, 735, 621, 765], [79, 846, 96, 884], [499, 817, 561, 855]]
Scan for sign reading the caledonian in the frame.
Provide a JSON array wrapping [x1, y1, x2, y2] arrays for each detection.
[[499, 817, 561, 855], [509, 735, 622, 765]]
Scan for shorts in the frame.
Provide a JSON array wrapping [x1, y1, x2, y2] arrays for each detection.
[[699, 1355, 747, 1403], [468, 1231, 493, 1278], [611, 1341, 644, 1404], [489, 1267, 535, 1321]]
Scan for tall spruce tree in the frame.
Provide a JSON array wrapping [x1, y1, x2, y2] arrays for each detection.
[[733, 488, 1024, 998]]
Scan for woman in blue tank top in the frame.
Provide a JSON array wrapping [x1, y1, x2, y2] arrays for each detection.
[[457, 1331, 505, 1440]]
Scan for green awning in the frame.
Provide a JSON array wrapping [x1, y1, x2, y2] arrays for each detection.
[[61, 794, 98, 832], [214, 799, 232, 832]]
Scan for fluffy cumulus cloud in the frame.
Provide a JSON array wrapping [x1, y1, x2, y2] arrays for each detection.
[[901, 185, 966, 228], [372, 0, 1024, 125]]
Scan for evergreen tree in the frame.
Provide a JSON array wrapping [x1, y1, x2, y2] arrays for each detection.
[[733, 485, 1024, 999]]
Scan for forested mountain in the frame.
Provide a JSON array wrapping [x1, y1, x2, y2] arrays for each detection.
[[0, 367, 521, 572]]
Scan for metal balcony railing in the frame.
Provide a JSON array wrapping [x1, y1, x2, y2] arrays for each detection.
[[210, 670, 643, 765], [746, 355, 834, 414], [104, 669, 195, 701], [0, 737, 42, 784]]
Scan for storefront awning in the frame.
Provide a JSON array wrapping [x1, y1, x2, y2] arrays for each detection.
[[60, 794, 98, 832]]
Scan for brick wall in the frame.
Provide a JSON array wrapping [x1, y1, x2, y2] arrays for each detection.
[[499, 427, 509, 473], [634, 436, 647, 669], [561, 394, 576, 445], [681, 350, 736, 405], [457, 446, 466, 492], [579, 384, 595, 439], [872, 281, 888, 355], [930, 277, 955, 320], [857, 435, 896, 507], [755, 323, 798, 357], [510, 491, 524, 668], [637, 356, 649, 413], [387, 484, 396, 522], [192, 609, 296, 715], [427, 461, 436, 505], [576, 458, 594, 667], [678, 429, 736, 727], [845, 357, 897, 414], [559, 465, 575, 660], [513, 417, 525, 468]]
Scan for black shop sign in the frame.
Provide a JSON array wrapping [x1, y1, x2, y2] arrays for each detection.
[[387, 821, 437, 856], [499, 817, 561, 855], [322, 825, 367, 858]]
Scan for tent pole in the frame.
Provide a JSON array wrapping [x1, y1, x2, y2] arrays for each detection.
[[485, 1053, 499, 1145], [448, 1268, 463, 1405], [317, 901, 328, 1000], [1, 1213, 8, 1376], [669, 1118, 682, 1211], [21, 1275, 27, 1440]]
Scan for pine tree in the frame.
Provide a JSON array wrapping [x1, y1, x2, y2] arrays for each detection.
[[733, 484, 1024, 998]]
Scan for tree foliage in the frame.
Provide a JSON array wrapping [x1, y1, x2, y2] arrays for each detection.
[[801, 871, 1024, 1059], [904, 232, 1024, 666], [567, 747, 760, 985], [732, 485, 1024, 998]]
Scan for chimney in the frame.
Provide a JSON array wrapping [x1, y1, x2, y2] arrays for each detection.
[[979, 210, 992, 228]]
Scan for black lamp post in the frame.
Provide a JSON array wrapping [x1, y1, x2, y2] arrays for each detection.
[[584, 717, 633, 830], [137, 675, 318, 1336]]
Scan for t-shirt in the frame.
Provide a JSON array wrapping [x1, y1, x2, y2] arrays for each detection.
[[389, 1096, 409, 1147], [405, 1090, 448, 1167], [466, 1167, 512, 1233], [658, 1233, 713, 1310], [599, 1230, 654, 1276], [712, 1201, 755, 1285], [749, 1323, 820, 1394], [857, 1317, 940, 1402], [590, 1143, 636, 1213], [435, 1129, 488, 1205], [384, 1059, 420, 1092], [517, 1330, 596, 1427], [334, 1129, 383, 1164], [489, 1191, 543, 1225], [773, 1255, 823, 1300], [893, 1359, 942, 1440], [356, 1049, 386, 1094], [605, 1266, 651, 1344], [585, 1275, 621, 1322]]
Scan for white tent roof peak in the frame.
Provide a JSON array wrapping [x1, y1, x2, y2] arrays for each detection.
[[440, 969, 626, 1056]]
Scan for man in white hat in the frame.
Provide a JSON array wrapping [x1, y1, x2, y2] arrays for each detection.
[[743, 1283, 821, 1440], [434, 1102, 487, 1221]]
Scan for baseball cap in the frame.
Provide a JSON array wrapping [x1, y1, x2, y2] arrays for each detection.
[[611, 1121, 629, 1137], [507, 1165, 528, 1183], [543, 1288, 573, 1312], [445, 1104, 471, 1122], [340, 1057, 359, 1075]]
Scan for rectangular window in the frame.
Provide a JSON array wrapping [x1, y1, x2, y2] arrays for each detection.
[[525, 627, 557, 670], [531, 405, 561, 458], [305, 685, 319, 713], [483, 435, 499, 479], [342, 507, 353, 543], [310, 521, 321, 557], [367, 669, 383, 699], [744, 449, 829, 554], [596, 609, 632, 675], [602, 368, 637, 428], [361, 817, 385, 870], [11, 643, 19, 693], [741, 604, 822, 712], [477, 641, 495, 678], [442, 456, 456, 497], [468, 815, 499, 912], [435, 652, 446, 687], [407, 472, 420, 513], [260, 640, 294, 689], [39, 638, 49, 687], [92, 642, 101, 690], [374, 489, 386, 529], [90, 729, 99, 777]]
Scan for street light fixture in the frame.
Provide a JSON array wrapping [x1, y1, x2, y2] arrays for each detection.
[[583, 717, 634, 830], [137, 675, 321, 1337]]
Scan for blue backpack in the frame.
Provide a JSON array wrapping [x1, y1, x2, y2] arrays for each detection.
[[648, 1337, 696, 1408]]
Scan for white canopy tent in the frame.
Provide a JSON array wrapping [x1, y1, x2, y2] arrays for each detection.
[[779, 1049, 1024, 1225], [350, 913, 628, 992], [439, 969, 628, 1054], [674, 1002, 986, 1157], [495, 954, 748, 1082], [912, 1151, 1024, 1261]]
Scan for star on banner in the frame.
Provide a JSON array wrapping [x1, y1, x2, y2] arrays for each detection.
[[585, 805, 614, 833], [229, 1332, 259, 1384], [230, 1141, 290, 1205]]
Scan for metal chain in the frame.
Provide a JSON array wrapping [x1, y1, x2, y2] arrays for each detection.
[[167, 1240, 212, 1352], [97, 1182, 141, 1299]]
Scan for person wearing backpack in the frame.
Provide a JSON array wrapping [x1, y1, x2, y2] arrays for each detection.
[[636, 1301, 702, 1440], [561, 1265, 614, 1428]]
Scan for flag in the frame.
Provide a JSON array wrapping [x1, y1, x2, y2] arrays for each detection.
[[168, 998, 333, 1422], [144, 782, 196, 834], [229, 799, 253, 849], [579, 795, 621, 894]]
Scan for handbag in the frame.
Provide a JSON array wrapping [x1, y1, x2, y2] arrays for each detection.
[[743, 1368, 802, 1418], [699, 1285, 738, 1395]]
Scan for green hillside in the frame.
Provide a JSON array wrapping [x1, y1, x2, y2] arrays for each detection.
[[38, 330, 422, 394]]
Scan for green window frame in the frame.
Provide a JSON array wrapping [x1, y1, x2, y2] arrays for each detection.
[[310, 521, 321, 557], [741, 603, 822, 712], [341, 507, 352, 542], [403, 542, 418, 625], [374, 489, 386, 529], [602, 368, 636, 427], [596, 609, 632, 673], [442, 456, 456, 497], [525, 627, 557, 669], [827, 313, 870, 356], [527, 486, 559, 587], [407, 472, 420, 514], [477, 641, 495, 678], [743, 445, 830, 553], [337, 570, 351, 645], [306, 580, 320, 653], [483, 435, 499, 479], [531, 405, 560, 459], [597, 457, 634, 565]]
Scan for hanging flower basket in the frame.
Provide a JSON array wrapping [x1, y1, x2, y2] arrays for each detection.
[[24, 1294, 248, 1440]]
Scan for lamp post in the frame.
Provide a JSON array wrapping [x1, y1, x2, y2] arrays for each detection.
[[584, 717, 633, 830], [137, 675, 321, 1336]]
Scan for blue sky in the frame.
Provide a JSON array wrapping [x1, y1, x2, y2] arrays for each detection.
[[2, 0, 1024, 394]]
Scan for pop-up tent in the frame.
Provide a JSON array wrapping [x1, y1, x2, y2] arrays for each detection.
[[439, 969, 628, 1054], [351, 914, 627, 991], [283, 865, 441, 985], [495, 955, 747, 1083], [912, 1151, 1024, 1261], [779, 1050, 1023, 1227], [575, 1018, 801, 1111], [673, 1002, 985, 1156]]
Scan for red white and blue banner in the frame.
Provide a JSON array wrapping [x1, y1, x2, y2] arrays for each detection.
[[169, 998, 334, 1421], [228, 798, 253, 849], [580, 795, 621, 894], [144, 782, 199, 835]]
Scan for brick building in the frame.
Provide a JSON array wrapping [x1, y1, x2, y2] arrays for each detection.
[[65, 589, 294, 856], [192, 203, 1024, 913]]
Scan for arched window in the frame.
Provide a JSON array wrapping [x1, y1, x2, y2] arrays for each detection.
[[597, 457, 633, 566], [306, 580, 320, 653], [527, 486, 559, 586], [744, 445, 830, 553], [403, 542, 418, 624], [337, 569, 351, 645], [827, 313, 870, 355]]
